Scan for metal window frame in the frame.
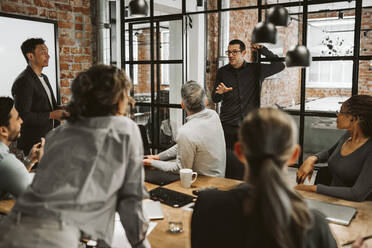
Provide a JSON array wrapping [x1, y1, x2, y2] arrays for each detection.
[[118, 0, 369, 160]]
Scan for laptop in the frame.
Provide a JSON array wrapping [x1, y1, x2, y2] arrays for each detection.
[[305, 199, 357, 226], [145, 167, 180, 186]]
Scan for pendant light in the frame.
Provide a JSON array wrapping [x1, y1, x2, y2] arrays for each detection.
[[252, 21, 277, 45], [267, 5, 289, 27], [285, 45, 311, 67], [129, 0, 148, 17]]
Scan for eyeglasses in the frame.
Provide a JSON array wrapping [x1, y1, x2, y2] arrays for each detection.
[[225, 50, 242, 56]]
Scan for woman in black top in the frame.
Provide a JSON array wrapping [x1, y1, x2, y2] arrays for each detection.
[[191, 108, 338, 248], [297, 95, 372, 201]]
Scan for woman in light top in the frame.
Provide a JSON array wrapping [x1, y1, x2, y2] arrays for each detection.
[[191, 108, 338, 248], [0, 65, 149, 248], [297, 95, 372, 202]]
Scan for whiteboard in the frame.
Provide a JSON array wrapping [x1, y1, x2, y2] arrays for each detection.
[[0, 13, 59, 102]]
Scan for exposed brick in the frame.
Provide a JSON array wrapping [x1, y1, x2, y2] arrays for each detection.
[[80, 39, 91, 47], [75, 15, 83, 23], [60, 80, 70, 88], [48, 10, 57, 19], [60, 87, 72, 95], [74, 56, 92, 63], [60, 63, 69, 70], [27, 6, 37, 15], [59, 30, 73, 39], [71, 63, 82, 71], [83, 47, 91, 55], [75, 32, 83, 39], [55, 3, 72, 11], [73, 7, 90, 15], [60, 55, 74, 63], [58, 37, 76, 46], [61, 96, 70, 105], [33, 0, 54, 9], [60, 47, 70, 55], [75, 23, 83, 30], [82, 63, 91, 70], [74, 55, 92, 63], [58, 21, 73, 29], [39, 8, 47, 17], [71, 47, 82, 54], [22, 0, 32, 5], [60, 71, 75, 79], [85, 24, 92, 32], [1, 2, 26, 14]]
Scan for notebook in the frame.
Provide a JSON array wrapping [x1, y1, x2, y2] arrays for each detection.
[[145, 167, 180, 186], [305, 199, 357, 226], [143, 199, 164, 220]]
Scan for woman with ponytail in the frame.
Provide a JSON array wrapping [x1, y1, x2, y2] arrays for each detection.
[[191, 108, 337, 248], [297, 95, 372, 201]]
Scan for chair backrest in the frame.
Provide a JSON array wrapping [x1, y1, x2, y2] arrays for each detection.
[[225, 149, 245, 180], [138, 124, 151, 155]]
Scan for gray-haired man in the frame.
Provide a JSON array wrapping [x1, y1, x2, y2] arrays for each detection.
[[143, 81, 226, 177]]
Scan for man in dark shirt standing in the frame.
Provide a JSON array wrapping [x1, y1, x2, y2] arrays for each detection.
[[212, 39, 285, 150], [12, 38, 66, 155]]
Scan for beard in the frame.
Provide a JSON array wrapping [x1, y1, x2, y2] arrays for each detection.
[[8, 130, 21, 142]]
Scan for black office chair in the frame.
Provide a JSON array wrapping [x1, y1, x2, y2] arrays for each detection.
[[225, 149, 245, 180], [138, 124, 151, 155]]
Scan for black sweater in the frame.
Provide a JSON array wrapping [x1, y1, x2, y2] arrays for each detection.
[[212, 47, 285, 127], [191, 185, 338, 248]]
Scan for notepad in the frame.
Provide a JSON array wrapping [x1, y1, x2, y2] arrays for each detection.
[[143, 199, 164, 220]]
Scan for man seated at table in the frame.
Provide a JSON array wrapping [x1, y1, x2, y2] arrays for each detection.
[[0, 97, 44, 200], [143, 81, 226, 177]]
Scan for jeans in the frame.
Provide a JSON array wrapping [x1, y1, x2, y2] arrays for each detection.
[[0, 211, 81, 248]]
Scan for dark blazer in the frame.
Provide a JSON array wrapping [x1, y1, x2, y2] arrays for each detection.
[[12, 66, 59, 154]]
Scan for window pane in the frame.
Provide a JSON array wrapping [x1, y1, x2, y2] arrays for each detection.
[[187, 0, 218, 12], [157, 64, 183, 105], [306, 60, 353, 98], [303, 116, 344, 156], [158, 20, 183, 61], [154, 0, 182, 16], [307, 5, 355, 57], [358, 60, 372, 95], [187, 13, 206, 84]]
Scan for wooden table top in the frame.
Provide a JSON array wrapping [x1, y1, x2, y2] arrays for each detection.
[[1, 176, 371, 247], [146, 176, 372, 248]]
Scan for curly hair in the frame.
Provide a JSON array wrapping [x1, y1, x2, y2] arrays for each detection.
[[65, 65, 132, 123], [344, 95, 372, 138]]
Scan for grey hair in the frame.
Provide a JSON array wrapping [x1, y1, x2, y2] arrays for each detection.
[[181, 81, 206, 113]]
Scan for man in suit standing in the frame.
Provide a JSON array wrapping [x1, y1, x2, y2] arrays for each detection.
[[12, 38, 66, 155]]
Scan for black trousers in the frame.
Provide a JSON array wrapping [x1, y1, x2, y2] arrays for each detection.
[[222, 125, 239, 151]]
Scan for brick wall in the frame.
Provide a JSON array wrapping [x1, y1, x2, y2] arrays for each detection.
[[0, 0, 96, 105]]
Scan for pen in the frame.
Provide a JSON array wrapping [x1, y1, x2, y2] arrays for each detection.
[[342, 235, 372, 247]]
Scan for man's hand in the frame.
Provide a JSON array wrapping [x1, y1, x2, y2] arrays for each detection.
[[143, 158, 153, 166], [50, 110, 69, 121], [215, 82, 233, 95], [251, 44, 262, 51], [28, 138, 45, 164], [144, 155, 160, 160]]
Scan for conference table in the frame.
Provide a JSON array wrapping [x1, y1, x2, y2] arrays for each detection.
[[1, 176, 371, 248]]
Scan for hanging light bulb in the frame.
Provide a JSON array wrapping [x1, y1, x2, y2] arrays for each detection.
[[252, 21, 277, 45], [129, 0, 148, 17], [285, 45, 311, 67], [267, 5, 289, 27]]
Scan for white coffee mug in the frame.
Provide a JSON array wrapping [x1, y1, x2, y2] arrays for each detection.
[[180, 168, 197, 188]]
